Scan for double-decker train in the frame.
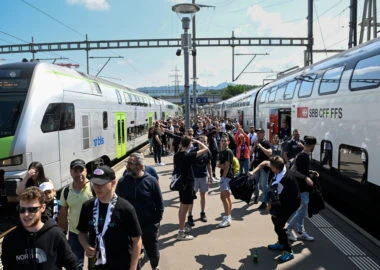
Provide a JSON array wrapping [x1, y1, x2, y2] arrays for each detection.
[[208, 37, 380, 238], [0, 62, 181, 203]]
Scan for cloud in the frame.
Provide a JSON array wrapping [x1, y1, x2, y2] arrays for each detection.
[[66, 0, 110, 11]]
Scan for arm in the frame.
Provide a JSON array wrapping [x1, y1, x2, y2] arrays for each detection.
[[78, 231, 96, 259], [57, 206, 68, 233], [59, 232, 79, 270], [16, 168, 36, 195], [153, 181, 164, 223], [257, 142, 272, 157], [249, 160, 269, 176], [193, 139, 209, 158], [283, 151, 289, 163], [207, 160, 213, 185], [129, 236, 142, 270], [154, 134, 162, 146]]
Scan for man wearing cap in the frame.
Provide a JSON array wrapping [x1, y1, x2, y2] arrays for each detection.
[[78, 166, 142, 270], [116, 153, 163, 270], [58, 159, 94, 269], [286, 136, 318, 242], [251, 128, 272, 208]]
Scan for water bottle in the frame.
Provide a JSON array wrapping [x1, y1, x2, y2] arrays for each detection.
[[253, 249, 258, 264]]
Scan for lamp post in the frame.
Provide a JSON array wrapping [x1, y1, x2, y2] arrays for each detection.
[[172, 3, 200, 129]]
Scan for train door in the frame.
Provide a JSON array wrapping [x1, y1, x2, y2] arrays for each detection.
[[268, 108, 291, 143], [115, 112, 126, 159], [148, 112, 153, 128], [239, 110, 244, 128]]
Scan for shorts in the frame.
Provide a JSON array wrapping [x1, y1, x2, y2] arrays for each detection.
[[194, 177, 208, 193], [220, 177, 231, 192], [179, 186, 195, 204], [148, 138, 153, 146]]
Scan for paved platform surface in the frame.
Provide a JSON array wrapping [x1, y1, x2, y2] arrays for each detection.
[[127, 153, 380, 270]]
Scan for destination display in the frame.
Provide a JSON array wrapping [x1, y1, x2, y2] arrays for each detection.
[[0, 79, 28, 90]]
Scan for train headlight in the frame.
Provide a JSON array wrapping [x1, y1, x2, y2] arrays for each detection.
[[0, 155, 23, 166]]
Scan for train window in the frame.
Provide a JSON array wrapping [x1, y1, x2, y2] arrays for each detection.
[[82, 114, 90, 150], [319, 66, 344, 95], [91, 82, 102, 94], [350, 54, 380, 91], [259, 89, 268, 103], [298, 74, 316, 98], [276, 84, 286, 101], [338, 144, 368, 183], [268, 87, 277, 102], [103, 111, 108, 130], [41, 103, 75, 133], [284, 81, 297, 100], [320, 140, 333, 169], [115, 90, 122, 104], [123, 92, 130, 104]]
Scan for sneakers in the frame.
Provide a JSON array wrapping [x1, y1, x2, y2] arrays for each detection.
[[217, 216, 231, 228], [286, 229, 297, 242], [159, 162, 166, 166], [297, 231, 314, 241], [200, 212, 207, 222], [258, 202, 267, 209], [184, 225, 192, 233], [268, 242, 284, 250], [176, 231, 194, 241], [187, 215, 195, 227], [279, 251, 294, 262]]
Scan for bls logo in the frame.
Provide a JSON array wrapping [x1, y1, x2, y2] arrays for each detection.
[[93, 136, 105, 147], [297, 107, 308, 118]]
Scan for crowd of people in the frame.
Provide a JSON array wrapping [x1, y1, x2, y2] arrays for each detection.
[[1, 114, 321, 269]]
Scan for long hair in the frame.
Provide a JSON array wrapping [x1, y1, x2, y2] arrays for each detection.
[[28, 161, 47, 182]]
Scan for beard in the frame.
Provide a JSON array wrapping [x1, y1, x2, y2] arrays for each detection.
[[21, 214, 41, 229], [129, 170, 139, 177]]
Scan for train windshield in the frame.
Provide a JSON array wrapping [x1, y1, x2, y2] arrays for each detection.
[[0, 69, 29, 138]]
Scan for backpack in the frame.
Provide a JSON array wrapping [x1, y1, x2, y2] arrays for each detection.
[[62, 182, 95, 206], [232, 156, 240, 175]]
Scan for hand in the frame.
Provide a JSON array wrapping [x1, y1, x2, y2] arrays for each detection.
[[27, 168, 37, 179], [305, 177, 314, 187], [85, 245, 96, 258]]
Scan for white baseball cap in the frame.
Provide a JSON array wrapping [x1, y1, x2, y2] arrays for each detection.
[[39, 182, 54, 192]]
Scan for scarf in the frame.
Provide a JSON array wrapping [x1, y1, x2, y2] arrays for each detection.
[[92, 193, 118, 265]]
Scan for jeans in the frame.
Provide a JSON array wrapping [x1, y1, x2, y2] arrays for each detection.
[[68, 231, 84, 269], [253, 168, 269, 203], [153, 144, 162, 164], [287, 192, 309, 233], [239, 158, 249, 175]]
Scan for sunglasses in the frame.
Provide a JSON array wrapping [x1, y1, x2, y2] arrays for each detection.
[[19, 206, 42, 214]]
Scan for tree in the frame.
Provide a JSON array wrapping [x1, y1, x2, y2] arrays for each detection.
[[221, 85, 253, 100]]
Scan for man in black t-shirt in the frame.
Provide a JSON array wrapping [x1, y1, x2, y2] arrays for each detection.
[[77, 166, 142, 270], [173, 135, 209, 241], [217, 135, 234, 228], [251, 128, 272, 208], [283, 129, 304, 165]]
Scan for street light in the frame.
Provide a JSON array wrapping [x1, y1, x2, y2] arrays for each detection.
[[172, 3, 200, 129]]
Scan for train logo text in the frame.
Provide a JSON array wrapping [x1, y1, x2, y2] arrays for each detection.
[[93, 136, 105, 147]]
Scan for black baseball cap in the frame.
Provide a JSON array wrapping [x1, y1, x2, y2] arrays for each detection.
[[90, 165, 116, 185], [70, 159, 86, 169]]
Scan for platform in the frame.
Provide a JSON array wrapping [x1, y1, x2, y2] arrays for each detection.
[[132, 153, 380, 270]]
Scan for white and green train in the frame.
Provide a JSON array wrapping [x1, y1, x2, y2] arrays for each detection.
[[209, 37, 380, 238], [0, 62, 181, 203]]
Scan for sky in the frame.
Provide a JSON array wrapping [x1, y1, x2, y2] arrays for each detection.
[[0, 0, 374, 89]]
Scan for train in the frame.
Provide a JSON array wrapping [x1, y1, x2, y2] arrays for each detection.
[[207, 37, 380, 238], [0, 62, 181, 203]]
